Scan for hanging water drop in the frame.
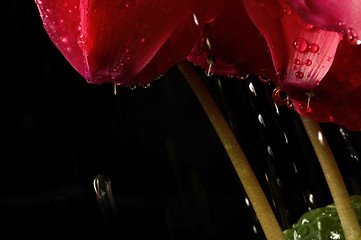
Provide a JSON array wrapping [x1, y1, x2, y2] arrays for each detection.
[[272, 88, 287, 106]]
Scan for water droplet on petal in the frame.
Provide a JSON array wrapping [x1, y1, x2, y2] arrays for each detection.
[[309, 43, 319, 53], [305, 59, 312, 66], [347, 28, 361, 45], [276, 69, 287, 80], [294, 59, 301, 65], [298, 19, 314, 30], [282, 8, 293, 15], [293, 38, 308, 53], [295, 71, 304, 79]]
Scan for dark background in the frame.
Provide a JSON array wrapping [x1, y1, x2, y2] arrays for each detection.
[[3, 1, 361, 239]]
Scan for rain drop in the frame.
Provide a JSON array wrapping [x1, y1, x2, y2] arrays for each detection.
[[295, 71, 304, 79], [309, 43, 319, 53], [282, 8, 292, 15], [238, 74, 249, 80], [294, 59, 301, 65], [305, 59, 312, 66], [128, 84, 137, 91], [293, 38, 308, 53], [347, 28, 361, 45], [258, 75, 270, 83]]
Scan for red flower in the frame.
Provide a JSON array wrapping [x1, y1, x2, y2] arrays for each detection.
[[35, 0, 214, 86], [37, 0, 361, 130]]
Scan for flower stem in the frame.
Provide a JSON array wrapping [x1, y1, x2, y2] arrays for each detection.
[[300, 116, 361, 240], [177, 61, 285, 240]]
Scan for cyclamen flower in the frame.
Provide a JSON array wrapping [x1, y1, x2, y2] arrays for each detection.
[[37, 0, 361, 130], [35, 0, 219, 86], [188, 0, 361, 130]]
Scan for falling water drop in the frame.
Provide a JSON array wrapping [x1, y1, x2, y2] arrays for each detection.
[[93, 174, 116, 221]]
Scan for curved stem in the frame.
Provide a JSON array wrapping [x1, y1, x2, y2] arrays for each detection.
[[177, 61, 285, 240], [300, 116, 361, 240]]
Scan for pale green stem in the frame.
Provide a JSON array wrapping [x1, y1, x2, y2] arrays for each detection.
[[300, 116, 361, 240], [177, 61, 285, 240]]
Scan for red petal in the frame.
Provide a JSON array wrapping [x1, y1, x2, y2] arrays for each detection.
[[292, 39, 361, 131], [36, 0, 199, 85], [81, 0, 192, 84], [187, 0, 275, 80], [36, 0, 90, 80], [242, 0, 341, 99], [284, 0, 361, 45]]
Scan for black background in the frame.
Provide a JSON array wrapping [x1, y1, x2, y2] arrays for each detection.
[[3, 1, 361, 239]]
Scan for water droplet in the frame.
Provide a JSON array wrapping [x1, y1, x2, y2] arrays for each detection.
[[272, 88, 287, 106], [141, 83, 151, 89], [121, 0, 136, 8], [305, 59, 312, 66], [77, 34, 86, 48], [193, 13, 199, 26], [347, 28, 359, 45], [308, 43, 319, 53], [238, 74, 249, 80], [206, 56, 215, 77], [294, 59, 301, 65], [299, 19, 314, 30], [293, 38, 308, 53], [293, 66, 298, 70], [276, 69, 287, 80], [128, 84, 137, 90], [295, 71, 304, 79], [282, 8, 293, 15], [326, 56, 332, 61], [258, 75, 270, 83], [61, 37, 68, 43]]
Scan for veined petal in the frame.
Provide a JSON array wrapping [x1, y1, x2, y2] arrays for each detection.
[[242, 0, 342, 100], [284, 0, 361, 45], [36, 0, 90, 79], [36, 0, 201, 85], [81, 0, 190, 85], [292, 38, 361, 130]]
